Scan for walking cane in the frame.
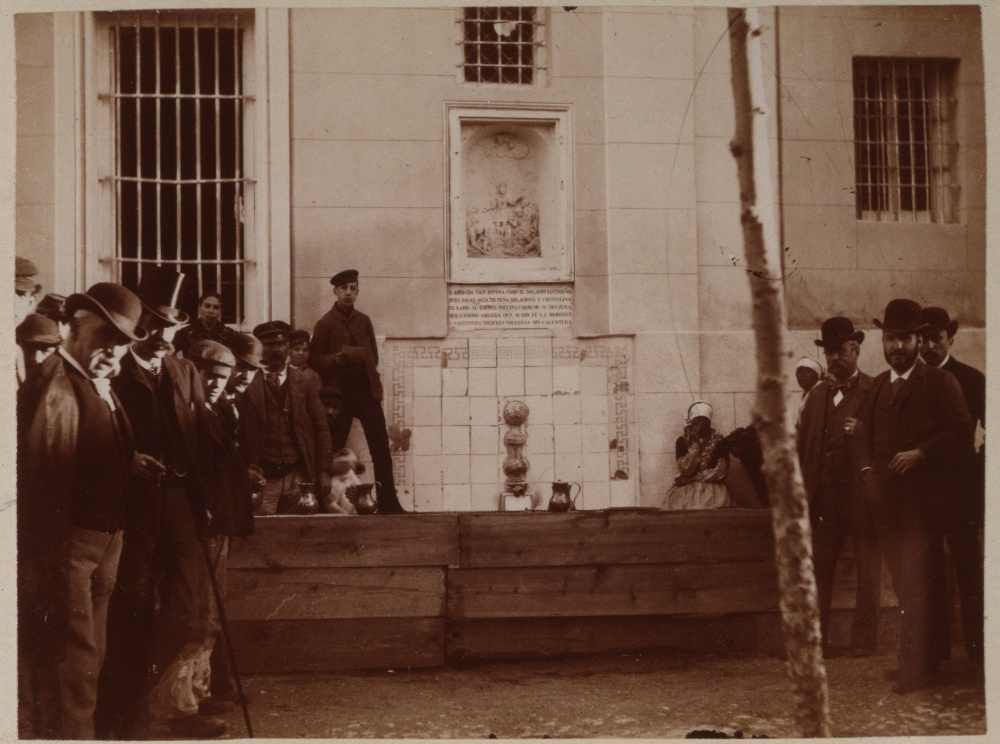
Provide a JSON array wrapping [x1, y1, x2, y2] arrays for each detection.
[[200, 538, 255, 738]]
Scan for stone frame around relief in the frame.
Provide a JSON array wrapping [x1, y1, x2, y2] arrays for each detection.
[[446, 103, 574, 283]]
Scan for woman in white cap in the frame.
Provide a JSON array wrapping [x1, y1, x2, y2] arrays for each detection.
[[662, 401, 734, 510]]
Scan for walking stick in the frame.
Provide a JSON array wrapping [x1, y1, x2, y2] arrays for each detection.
[[200, 538, 255, 738]]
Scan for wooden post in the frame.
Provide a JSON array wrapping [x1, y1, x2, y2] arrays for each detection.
[[726, 8, 831, 737]]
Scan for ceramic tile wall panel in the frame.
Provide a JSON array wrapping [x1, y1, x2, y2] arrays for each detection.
[[380, 336, 636, 511]]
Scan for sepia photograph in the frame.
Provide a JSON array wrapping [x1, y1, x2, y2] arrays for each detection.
[[6, 0, 992, 739]]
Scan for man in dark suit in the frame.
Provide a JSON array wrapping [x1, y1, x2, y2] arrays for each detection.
[[97, 268, 228, 739], [797, 317, 881, 658], [240, 320, 334, 514], [920, 306, 985, 664], [18, 283, 145, 739], [310, 269, 406, 513], [861, 299, 972, 693]]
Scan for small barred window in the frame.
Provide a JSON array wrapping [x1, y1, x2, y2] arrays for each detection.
[[853, 57, 958, 223], [462, 7, 543, 85]]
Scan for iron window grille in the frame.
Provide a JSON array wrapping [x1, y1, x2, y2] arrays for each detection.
[[104, 12, 253, 324], [853, 57, 959, 223], [460, 7, 545, 85]]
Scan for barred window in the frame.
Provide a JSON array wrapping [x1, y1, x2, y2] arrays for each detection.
[[461, 7, 543, 85], [853, 57, 958, 223], [107, 12, 252, 323]]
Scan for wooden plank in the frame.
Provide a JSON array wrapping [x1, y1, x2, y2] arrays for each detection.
[[229, 618, 444, 674], [457, 509, 774, 568], [229, 514, 459, 569], [445, 615, 759, 663], [447, 562, 780, 619], [227, 567, 445, 621]]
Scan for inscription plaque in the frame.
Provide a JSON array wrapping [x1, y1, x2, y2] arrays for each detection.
[[448, 285, 573, 331]]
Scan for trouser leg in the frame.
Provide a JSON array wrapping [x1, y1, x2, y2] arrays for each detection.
[[38, 528, 123, 740], [946, 513, 984, 662], [809, 486, 847, 649], [356, 395, 403, 512], [850, 497, 882, 652]]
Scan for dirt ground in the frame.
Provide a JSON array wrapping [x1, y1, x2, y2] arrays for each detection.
[[202, 649, 986, 740]]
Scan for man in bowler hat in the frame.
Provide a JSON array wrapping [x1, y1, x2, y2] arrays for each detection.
[[860, 299, 972, 693], [797, 317, 881, 658], [238, 320, 334, 514], [98, 267, 228, 738], [16, 313, 62, 380], [18, 282, 145, 738], [920, 307, 985, 664], [310, 269, 406, 513]]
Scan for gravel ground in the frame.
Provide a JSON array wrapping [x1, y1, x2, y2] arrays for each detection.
[[196, 649, 985, 740]]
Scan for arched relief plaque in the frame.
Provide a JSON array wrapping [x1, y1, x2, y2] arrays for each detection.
[[447, 104, 573, 284]]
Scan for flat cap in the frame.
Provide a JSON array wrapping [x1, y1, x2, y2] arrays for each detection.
[[252, 320, 291, 342], [225, 333, 265, 369], [330, 269, 359, 287], [36, 293, 69, 323], [289, 329, 311, 345], [15, 256, 40, 293], [187, 339, 237, 375], [16, 313, 61, 347]]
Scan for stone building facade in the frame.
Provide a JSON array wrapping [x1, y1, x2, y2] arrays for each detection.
[[13, 5, 985, 511]]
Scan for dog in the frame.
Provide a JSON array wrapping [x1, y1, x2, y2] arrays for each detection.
[[322, 448, 364, 514]]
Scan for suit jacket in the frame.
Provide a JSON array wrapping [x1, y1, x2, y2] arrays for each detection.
[[861, 358, 972, 515], [942, 356, 985, 430], [112, 352, 210, 530], [309, 305, 384, 400], [797, 371, 874, 500], [238, 366, 334, 482]]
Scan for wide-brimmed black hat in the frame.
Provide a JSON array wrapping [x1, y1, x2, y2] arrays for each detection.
[[65, 283, 148, 341], [16, 313, 61, 347], [137, 266, 189, 326], [224, 333, 266, 369], [873, 299, 928, 335], [253, 320, 291, 342], [36, 293, 69, 323], [922, 306, 959, 338], [187, 339, 237, 376], [330, 269, 359, 287], [815, 316, 865, 348]]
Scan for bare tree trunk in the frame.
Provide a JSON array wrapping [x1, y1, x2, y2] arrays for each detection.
[[726, 8, 831, 737]]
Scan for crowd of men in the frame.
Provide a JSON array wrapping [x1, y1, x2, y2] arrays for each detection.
[[796, 301, 984, 694], [14, 248, 986, 737], [15, 261, 404, 739]]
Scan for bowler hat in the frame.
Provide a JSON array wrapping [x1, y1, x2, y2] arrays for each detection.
[[922, 306, 959, 338], [16, 314, 61, 347], [873, 299, 928, 335], [136, 266, 190, 326], [187, 339, 237, 376], [330, 269, 359, 287], [289, 329, 311, 346], [815, 316, 865, 348], [65, 282, 148, 341], [36, 293, 69, 323], [252, 320, 291, 342], [15, 256, 40, 294], [224, 333, 265, 369]]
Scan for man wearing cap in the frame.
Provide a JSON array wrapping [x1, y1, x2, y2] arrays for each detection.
[[16, 313, 62, 380], [920, 307, 985, 665], [239, 320, 333, 515], [310, 270, 406, 513], [36, 293, 71, 341], [860, 299, 972, 693], [797, 317, 881, 658], [17, 282, 146, 739], [98, 268, 227, 739], [15, 256, 42, 386], [186, 340, 256, 715]]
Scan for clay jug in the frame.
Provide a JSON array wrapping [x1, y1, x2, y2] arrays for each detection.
[[354, 482, 381, 515], [548, 481, 581, 512]]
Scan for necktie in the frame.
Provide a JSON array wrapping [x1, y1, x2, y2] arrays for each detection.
[[830, 377, 854, 395], [890, 376, 904, 401], [148, 361, 161, 378], [266, 372, 281, 391]]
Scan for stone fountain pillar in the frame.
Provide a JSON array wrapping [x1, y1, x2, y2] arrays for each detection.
[[500, 400, 535, 511]]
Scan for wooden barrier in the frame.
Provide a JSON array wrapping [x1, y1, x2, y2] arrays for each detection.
[[227, 509, 895, 674]]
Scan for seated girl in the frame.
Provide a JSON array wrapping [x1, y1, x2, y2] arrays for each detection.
[[661, 401, 734, 510]]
